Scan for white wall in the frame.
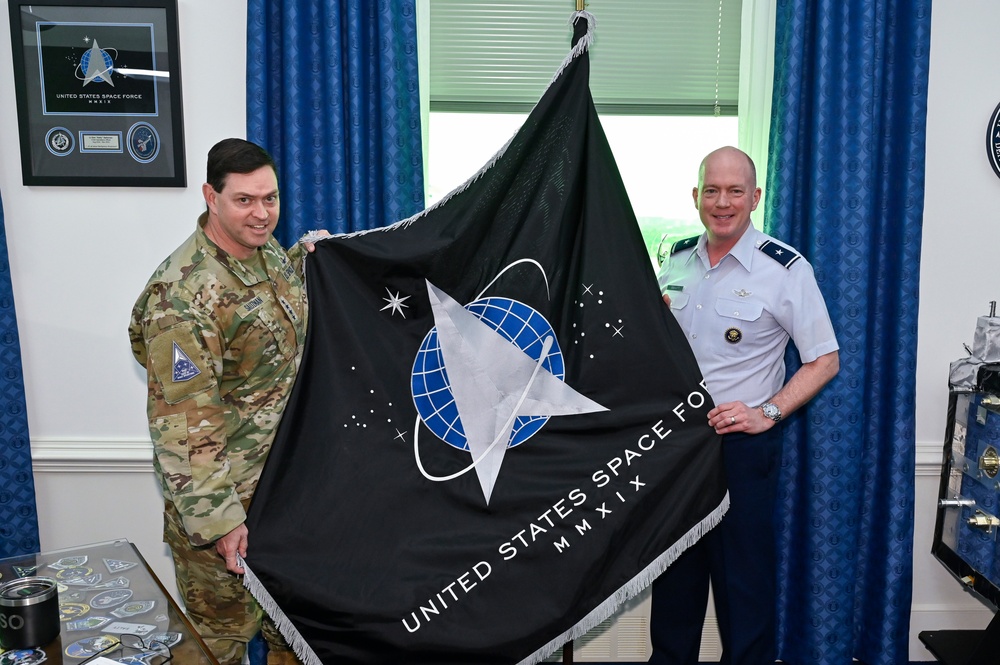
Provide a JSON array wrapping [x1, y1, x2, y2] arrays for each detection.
[[912, 0, 1000, 652], [0, 0, 248, 591], [1, 0, 997, 661]]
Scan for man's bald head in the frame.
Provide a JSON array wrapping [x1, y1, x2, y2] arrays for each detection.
[[698, 146, 757, 192]]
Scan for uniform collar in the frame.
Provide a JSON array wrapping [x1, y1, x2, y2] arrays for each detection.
[[196, 212, 271, 286], [696, 224, 760, 272]]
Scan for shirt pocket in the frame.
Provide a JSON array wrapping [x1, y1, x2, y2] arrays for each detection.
[[714, 297, 764, 351], [667, 292, 690, 311], [232, 303, 294, 382]]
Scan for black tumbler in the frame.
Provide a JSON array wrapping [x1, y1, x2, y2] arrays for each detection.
[[0, 576, 60, 650]]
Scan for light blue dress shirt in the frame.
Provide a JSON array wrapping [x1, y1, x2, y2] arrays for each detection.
[[657, 225, 839, 407]]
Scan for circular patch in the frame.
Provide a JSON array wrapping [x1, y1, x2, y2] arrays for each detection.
[[724, 327, 743, 344], [54, 566, 93, 581], [59, 601, 91, 621], [44, 127, 74, 156], [90, 589, 132, 609], [65, 634, 120, 659], [127, 122, 160, 163], [0, 649, 47, 665]]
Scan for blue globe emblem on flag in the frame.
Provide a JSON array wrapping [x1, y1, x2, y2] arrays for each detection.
[[80, 49, 113, 79], [411, 297, 565, 451]]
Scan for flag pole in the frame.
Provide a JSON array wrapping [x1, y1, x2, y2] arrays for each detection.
[[565, 13, 583, 662], [564, 0, 580, 651], [563, 7, 587, 663]]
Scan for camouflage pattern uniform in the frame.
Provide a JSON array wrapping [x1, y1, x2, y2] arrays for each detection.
[[129, 213, 307, 665]]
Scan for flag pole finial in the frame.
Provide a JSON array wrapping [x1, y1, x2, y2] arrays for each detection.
[[576, 0, 585, 10]]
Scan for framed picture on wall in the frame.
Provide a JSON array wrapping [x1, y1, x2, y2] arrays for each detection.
[[7, 0, 185, 187]]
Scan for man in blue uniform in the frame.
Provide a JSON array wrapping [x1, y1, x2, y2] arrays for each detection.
[[649, 146, 840, 664]]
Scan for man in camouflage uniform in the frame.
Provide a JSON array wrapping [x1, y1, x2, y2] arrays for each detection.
[[129, 139, 316, 665]]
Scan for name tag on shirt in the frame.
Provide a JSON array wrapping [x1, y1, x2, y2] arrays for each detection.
[[238, 295, 266, 318]]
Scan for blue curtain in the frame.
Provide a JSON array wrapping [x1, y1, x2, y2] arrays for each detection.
[[246, 0, 424, 244], [767, 1, 931, 663], [0, 191, 39, 558]]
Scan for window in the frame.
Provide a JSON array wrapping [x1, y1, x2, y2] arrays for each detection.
[[427, 0, 742, 115], [427, 113, 738, 268], [420, 0, 746, 269]]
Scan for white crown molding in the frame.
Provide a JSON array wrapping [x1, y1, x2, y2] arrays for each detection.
[[917, 441, 945, 477], [30, 437, 153, 473]]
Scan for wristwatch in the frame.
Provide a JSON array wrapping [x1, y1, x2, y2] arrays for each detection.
[[759, 402, 782, 423]]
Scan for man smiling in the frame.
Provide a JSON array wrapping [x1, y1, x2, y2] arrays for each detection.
[[202, 155, 280, 259], [650, 146, 839, 664], [129, 139, 319, 665]]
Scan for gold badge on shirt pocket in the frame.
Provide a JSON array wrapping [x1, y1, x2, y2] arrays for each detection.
[[724, 327, 743, 344]]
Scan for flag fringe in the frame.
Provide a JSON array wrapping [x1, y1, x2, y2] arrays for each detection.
[[242, 561, 325, 665], [516, 491, 730, 665], [298, 10, 597, 248], [244, 491, 728, 665], [288, 8, 724, 662]]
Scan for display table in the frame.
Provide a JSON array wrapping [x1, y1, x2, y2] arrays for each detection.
[[0, 539, 219, 664], [919, 611, 1000, 665]]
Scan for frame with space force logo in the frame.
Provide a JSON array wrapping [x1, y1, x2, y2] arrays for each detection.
[[7, 0, 185, 186]]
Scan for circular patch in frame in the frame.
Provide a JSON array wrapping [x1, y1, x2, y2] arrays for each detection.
[[724, 327, 743, 344]]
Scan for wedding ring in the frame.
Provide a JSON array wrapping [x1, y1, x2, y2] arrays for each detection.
[[730, 416, 736, 424]]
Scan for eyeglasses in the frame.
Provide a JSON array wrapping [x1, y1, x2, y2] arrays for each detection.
[[79, 632, 173, 664]]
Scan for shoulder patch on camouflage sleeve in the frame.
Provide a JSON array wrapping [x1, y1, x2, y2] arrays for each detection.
[[170, 342, 201, 382], [757, 239, 802, 269], [149, 323, 215, 404]]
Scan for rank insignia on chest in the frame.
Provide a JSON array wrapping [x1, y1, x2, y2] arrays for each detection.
[[171, 342, 201, 382], [278, 295, 299, 323], [724, 327, 743, 344]]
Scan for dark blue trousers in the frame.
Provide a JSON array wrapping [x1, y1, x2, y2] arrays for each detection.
[[649, 428, 783, 665]]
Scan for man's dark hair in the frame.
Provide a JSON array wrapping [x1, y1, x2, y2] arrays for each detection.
[[206, 138, 278, 193]]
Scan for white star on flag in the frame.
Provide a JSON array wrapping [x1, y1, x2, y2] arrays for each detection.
[[381, 288, 410, 318]]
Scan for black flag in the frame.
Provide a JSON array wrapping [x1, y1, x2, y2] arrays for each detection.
[[244, 14, 726, 664]]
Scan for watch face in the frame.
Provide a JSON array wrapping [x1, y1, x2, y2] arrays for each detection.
[[762, 403, 781, 421]]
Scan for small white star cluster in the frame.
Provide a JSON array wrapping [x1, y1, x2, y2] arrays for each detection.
[[571, 282, 617, 360], [339, 366, 404, 442]]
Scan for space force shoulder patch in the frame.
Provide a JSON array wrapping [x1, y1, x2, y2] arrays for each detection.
[[670, 235, 699, 255], [171, 342, 200, 382], [148, 325, 214, 404], [757, 239, 801, 269]]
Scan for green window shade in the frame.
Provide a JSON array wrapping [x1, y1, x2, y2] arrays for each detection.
[[429, 0, 742, 115]]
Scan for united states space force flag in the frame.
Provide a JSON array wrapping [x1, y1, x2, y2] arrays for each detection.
[[243, 13, 727, 665]]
